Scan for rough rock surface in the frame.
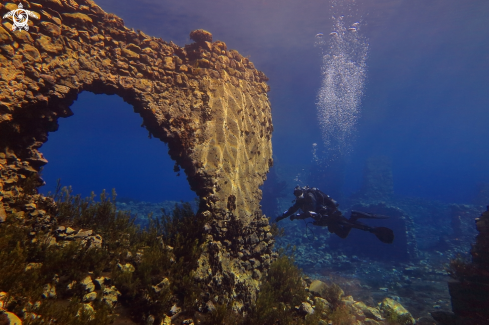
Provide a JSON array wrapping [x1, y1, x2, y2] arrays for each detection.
[[0, 0, 273, 310]]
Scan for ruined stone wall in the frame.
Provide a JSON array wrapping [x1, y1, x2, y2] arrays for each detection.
[[0, 0, 274, 310], [353, 156, 394, 201], [445, 207, 489, 324]]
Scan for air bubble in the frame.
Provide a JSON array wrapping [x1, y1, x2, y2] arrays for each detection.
[[316, 15, 369, 158]]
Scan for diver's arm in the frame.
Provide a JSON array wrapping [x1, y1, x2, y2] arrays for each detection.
[[288, 193, 317, 221], [275, 204, 300, 222]]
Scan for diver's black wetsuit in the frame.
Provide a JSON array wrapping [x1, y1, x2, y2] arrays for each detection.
[[276, 186, 352, 238], [275, 186, 394, 243]]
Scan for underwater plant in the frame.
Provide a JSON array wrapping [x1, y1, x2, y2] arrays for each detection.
[[245, 251, 310, 325], [327, 305, 354, 325], [321, 283, 344, 310], [0, 213, 114, 324], [0, 179, 215, 324]]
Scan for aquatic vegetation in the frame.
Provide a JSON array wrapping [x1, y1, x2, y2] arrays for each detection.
[[270, 220, 285, 238], [0, 183, 417, 324], [1, 178, 414, 324], [201, 303, 242, 325], [193, 250, 328, 325], [0, 214, 114, 324], [245, 253, 309, 324], [327, 305, 353, 325], [448, 255, 474, 281], [0, 181, 212, 323], [321, 283, 344, 310]]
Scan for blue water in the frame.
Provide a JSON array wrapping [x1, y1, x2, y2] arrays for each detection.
[[28, 0, 489, 320], [39, 93, 196, 202], [39, 0, 489, 205]]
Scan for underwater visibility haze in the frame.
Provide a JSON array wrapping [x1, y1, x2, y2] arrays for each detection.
[[39, 0, 489, 204], [2, 0, 489, 323]]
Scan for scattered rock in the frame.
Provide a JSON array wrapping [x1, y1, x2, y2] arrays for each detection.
[[74, 229, 93, 238], [25, 263, 42, 271], [309, 279, 328, 297], [102, 286, 120, 307], [353, 301, 384, 321], [117, 263, 135, 273], [152, 278, 170, 293], [86, 234, 103, 248], [297, 302, 314, 315], [42, 283, 56, 298], [162, 315, 172, 325], [3, 312, 22, 325], [170, 304, 181, 316], [146, 314, 155, 325], [206, 300, 216, 313], [80, 276, 95, 293], [379, 297, 415, 325], [364, 319, 381, 325], [83, 292, 97, 302], [77, 303, 95, 321], [94, 276, 109, 289], [67, 280, 77, 291], [314, 296, 331, 311], [24, 203, 36, 210]]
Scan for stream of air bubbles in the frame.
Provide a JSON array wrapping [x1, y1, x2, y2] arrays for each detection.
[[315, 10, 369, 162]]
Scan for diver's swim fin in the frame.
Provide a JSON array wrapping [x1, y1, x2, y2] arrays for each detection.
[[371, 227, 394, 244]]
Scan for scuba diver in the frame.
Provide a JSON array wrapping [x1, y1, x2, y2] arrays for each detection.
[[275, 186, 394, 244]]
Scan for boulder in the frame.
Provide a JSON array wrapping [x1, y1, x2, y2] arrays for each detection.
[[379, 297, 415, 325], [297, 302, 314, 315], [189, 29, 213, 43], [309, 279, 328, 297], [42, 283, 56, 298], [80, 276, 95, 293], [102, 286, 120, 307], [117, 263, 135, 273]]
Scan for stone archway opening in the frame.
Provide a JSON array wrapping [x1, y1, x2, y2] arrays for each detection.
[[39, 91, 197, 204], [0, 0, 273, 310]]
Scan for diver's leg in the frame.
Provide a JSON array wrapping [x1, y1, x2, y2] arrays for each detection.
[[350, 210, 370, 222], [329, 223, 352, 239], [336, 225, 352, 238], [336, 215, 374, 235], [350, 210, 389, 220]]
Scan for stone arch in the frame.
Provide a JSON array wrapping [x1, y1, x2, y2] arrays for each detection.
[[0, 0, 273, 309]]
